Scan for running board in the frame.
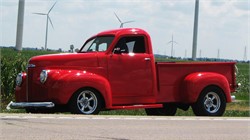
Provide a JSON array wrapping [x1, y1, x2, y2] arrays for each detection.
[[109, 104, 163, 110]]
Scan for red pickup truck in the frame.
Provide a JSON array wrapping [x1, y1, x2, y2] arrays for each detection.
[[9, 28, 238, 116]]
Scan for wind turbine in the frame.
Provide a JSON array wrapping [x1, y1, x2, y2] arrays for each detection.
[[114, 12, 135, 28], [33, 2, 57, 50]]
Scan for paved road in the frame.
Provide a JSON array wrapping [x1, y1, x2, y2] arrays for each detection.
[[0, 114, 249, 140]]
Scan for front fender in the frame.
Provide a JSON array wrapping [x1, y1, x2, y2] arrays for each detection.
[[45, 69, 112, 108], [182, 72, 231, 103]]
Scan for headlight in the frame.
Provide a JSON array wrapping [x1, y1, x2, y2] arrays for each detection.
[[40, 70, 48, 84], [16, 73, 23, 86]]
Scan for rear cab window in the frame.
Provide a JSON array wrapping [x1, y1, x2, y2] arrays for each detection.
[[113, 36, 146, 54]]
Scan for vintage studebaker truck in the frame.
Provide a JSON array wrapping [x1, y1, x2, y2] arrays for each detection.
[[8, 28, 239, 116]]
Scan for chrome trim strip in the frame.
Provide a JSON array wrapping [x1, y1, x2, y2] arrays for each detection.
[[6, 101, 55, 109]]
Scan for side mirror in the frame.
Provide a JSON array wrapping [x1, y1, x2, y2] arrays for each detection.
[[113, 48, 121, 54]]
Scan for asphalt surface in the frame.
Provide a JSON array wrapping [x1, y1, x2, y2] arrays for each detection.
[[0, 113, 249, 140]]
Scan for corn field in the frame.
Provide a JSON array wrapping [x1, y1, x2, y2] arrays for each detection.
[[0, 48, 57, 104], [235, 63, 250, 100]]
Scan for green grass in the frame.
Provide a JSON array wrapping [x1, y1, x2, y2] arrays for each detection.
[[2, 104, 248, 117]]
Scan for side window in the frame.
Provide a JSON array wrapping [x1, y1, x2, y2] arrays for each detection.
[[98, 43, 107, 51], [82, 36, 114, 52], [114, 36, 146, 53], [88, 43, 97, 52]]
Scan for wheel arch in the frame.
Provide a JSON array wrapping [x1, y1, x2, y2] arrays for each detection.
[[48, 70, 112, 108], [200, 85, 226, 99], [182, 72, 231, 103]]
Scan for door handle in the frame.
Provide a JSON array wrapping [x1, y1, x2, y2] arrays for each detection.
[[144, 58, 151, 61]]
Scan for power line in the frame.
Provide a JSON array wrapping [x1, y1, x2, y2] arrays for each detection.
[[167, 34, 178, 58]]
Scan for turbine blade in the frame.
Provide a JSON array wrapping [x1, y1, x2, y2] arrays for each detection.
[[167, 41, 172, 44], [114, 12, 122, 23], [48, 16, 54, 29], [123, 20, 135, 24], [33, 13, 46, 15], [48, 1, 57, 14]]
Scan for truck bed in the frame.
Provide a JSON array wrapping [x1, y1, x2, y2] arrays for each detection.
[[155, 62, 235, 103]]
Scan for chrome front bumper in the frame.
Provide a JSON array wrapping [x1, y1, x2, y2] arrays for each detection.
[[6, 101, 55, 110]]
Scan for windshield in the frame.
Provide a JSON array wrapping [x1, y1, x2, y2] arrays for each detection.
[[80, 36, 114, 52]]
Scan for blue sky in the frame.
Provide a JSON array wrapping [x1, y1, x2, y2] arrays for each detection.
[[1, 0, 249, 60]]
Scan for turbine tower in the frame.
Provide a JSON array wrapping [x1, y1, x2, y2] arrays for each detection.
[[243, 46, 247, 61], [33, 2, 57, 50], [167, 34, 178, 58], [114, 12, 135, 28], [192, 0, 199, 60], [217, 49, 220, 59], [184, 49, 187, 59], [15, 0, 25, 51]]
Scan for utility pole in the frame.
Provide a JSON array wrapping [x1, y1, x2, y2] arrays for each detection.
[[192, 0, 199, 60], [15, 0, 25, 51]]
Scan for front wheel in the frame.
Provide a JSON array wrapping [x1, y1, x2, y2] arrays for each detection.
[[192, 86, 226, 116], [69, 89, 103, 115]]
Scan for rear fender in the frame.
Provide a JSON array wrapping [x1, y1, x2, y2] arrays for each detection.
[[182, 72, 231, 103], [46, 69, 112, 108]]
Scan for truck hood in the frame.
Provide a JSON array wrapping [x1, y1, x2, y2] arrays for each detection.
[[29, 53, 98, 68]]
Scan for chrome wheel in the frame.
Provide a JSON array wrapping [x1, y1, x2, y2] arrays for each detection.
[[192, 86, 226, 116], [203, 92, 221, 113], [77, 90, 98, 114]]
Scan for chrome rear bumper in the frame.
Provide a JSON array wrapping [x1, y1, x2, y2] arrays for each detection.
[[6, 101, 55, 110], [231, 95, 236, 102]]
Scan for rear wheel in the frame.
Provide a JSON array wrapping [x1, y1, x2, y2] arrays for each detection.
[[192, 86, 226, 116], [145, 103, 177, 116], [69, 88, 103, 115]]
